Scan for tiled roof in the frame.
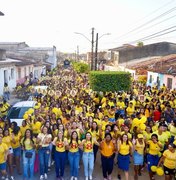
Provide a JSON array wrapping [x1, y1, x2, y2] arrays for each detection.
[[127, 54, 176, 75]]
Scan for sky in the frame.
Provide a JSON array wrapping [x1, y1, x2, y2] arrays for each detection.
[[1, 0, 176, 53]]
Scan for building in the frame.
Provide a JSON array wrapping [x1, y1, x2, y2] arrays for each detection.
[[18, 46, 57, 70], [109, 42, 176, 64], [0, 49, 17, 95]]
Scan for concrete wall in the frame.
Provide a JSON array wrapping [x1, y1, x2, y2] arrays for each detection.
[[16, 65, 34, 84], [0, 65, 17, 95], [0, 49, 6, 60], [119, 42, 176, 64]]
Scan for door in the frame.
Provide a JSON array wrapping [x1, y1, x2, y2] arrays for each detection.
[[4, 70, 8, 84], [167, 78, 172, 89]]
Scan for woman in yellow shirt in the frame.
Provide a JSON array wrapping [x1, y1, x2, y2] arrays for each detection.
[[21, 129, 36, 180], [158, 143, 176, 180], [147, 134, 162, 180], [0, 135, 8, 179], [11, 126, 22, 175], [52, 130, 68, 180], [133, 134, 146, 180], [87, 121, 102, 162], [117, 133, 133, 180], [100, 133, 116, 180], [2, 129, 14, 180], [67, 131, 81, 180], [80, 132, 99, 180]]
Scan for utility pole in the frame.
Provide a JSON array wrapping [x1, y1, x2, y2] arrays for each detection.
[[95, 33, 98, 70], [77, 45, 79, 61], [91, 27, 94, 70]]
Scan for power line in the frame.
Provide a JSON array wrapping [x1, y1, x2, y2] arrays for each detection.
[[129, 26, 176, 44], [116, 5, 176, 40], [124, 13, 176, 38]]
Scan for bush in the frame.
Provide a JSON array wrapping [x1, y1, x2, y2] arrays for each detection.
[[89, 71, 131, 92], [72, 62, 90, 73]]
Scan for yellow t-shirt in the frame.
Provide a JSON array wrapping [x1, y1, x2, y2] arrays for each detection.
[[135, 140, 145, 155], [55, 138, 67, 152], [143, 131, 151, 141], [2, 136, 12, 148], [116, 101, 125, 109], [69, 140, 80, 153], [148, 140, 161, 155], [83, 140, 94, 153], [153, 131, 168, 150], [21, 138, 35, 150], [118, 141, 132, 155], [0, 142, 8, 163], [169, 124, 176, 136], [31, 121, 42, 134], [11, 133, 21, 149], [126, 107, 135, 116], [163, 149, 176, 169]]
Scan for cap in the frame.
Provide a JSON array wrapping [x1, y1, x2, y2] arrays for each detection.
[[137, 134, 144, 139]]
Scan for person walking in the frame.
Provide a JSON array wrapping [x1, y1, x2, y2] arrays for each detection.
[[117, 134, 133, 180], [158, 143, 176, 180], [132, 134, 146, 180], [52, 131, 68, 180], [21, 129, 36, 180], [0, 135, 8, 180], [37, 126, 52, 180], [100, 133, 116, 180], [80, 132, 99, 180], [67, 131, 81, 180], [3, 83, 10, 101]]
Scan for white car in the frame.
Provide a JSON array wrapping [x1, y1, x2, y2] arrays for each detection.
[[7, 101, 36, 126]]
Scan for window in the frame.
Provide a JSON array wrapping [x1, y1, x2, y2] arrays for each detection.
[[8, 107, 31, 119], [167, 78, 172, 89], [11, 68, 14, 79], [149, 75, 152, 83]]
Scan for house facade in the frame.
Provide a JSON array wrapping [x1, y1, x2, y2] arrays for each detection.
[[0, 50, 17, 95], [147, 71, 176, 90]]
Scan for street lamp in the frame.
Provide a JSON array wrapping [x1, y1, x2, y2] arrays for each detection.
[[75, 29, 110, 70], [75, 28, 94, 70], [0, 11, 4, 16]]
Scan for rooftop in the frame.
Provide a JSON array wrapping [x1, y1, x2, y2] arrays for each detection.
[[127, 54, 176, 75]]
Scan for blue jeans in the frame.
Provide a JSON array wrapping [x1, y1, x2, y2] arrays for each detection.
[[68, 151, 80, 177], [54, 151, 66, 178], [82, 152, 94, 177], [38, 147, 50, 175], [23, 150, 35, 179]]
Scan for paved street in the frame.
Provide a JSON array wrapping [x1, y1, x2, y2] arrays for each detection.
[[12, 153, 164, 180]]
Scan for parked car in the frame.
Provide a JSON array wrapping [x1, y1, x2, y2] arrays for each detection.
[[7, 101, 36, 126]]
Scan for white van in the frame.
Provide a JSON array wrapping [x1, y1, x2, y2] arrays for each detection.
[[7, 101, 36, 126]]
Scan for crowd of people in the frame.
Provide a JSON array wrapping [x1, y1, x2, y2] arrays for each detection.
[[0, 66, 176, 180]]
